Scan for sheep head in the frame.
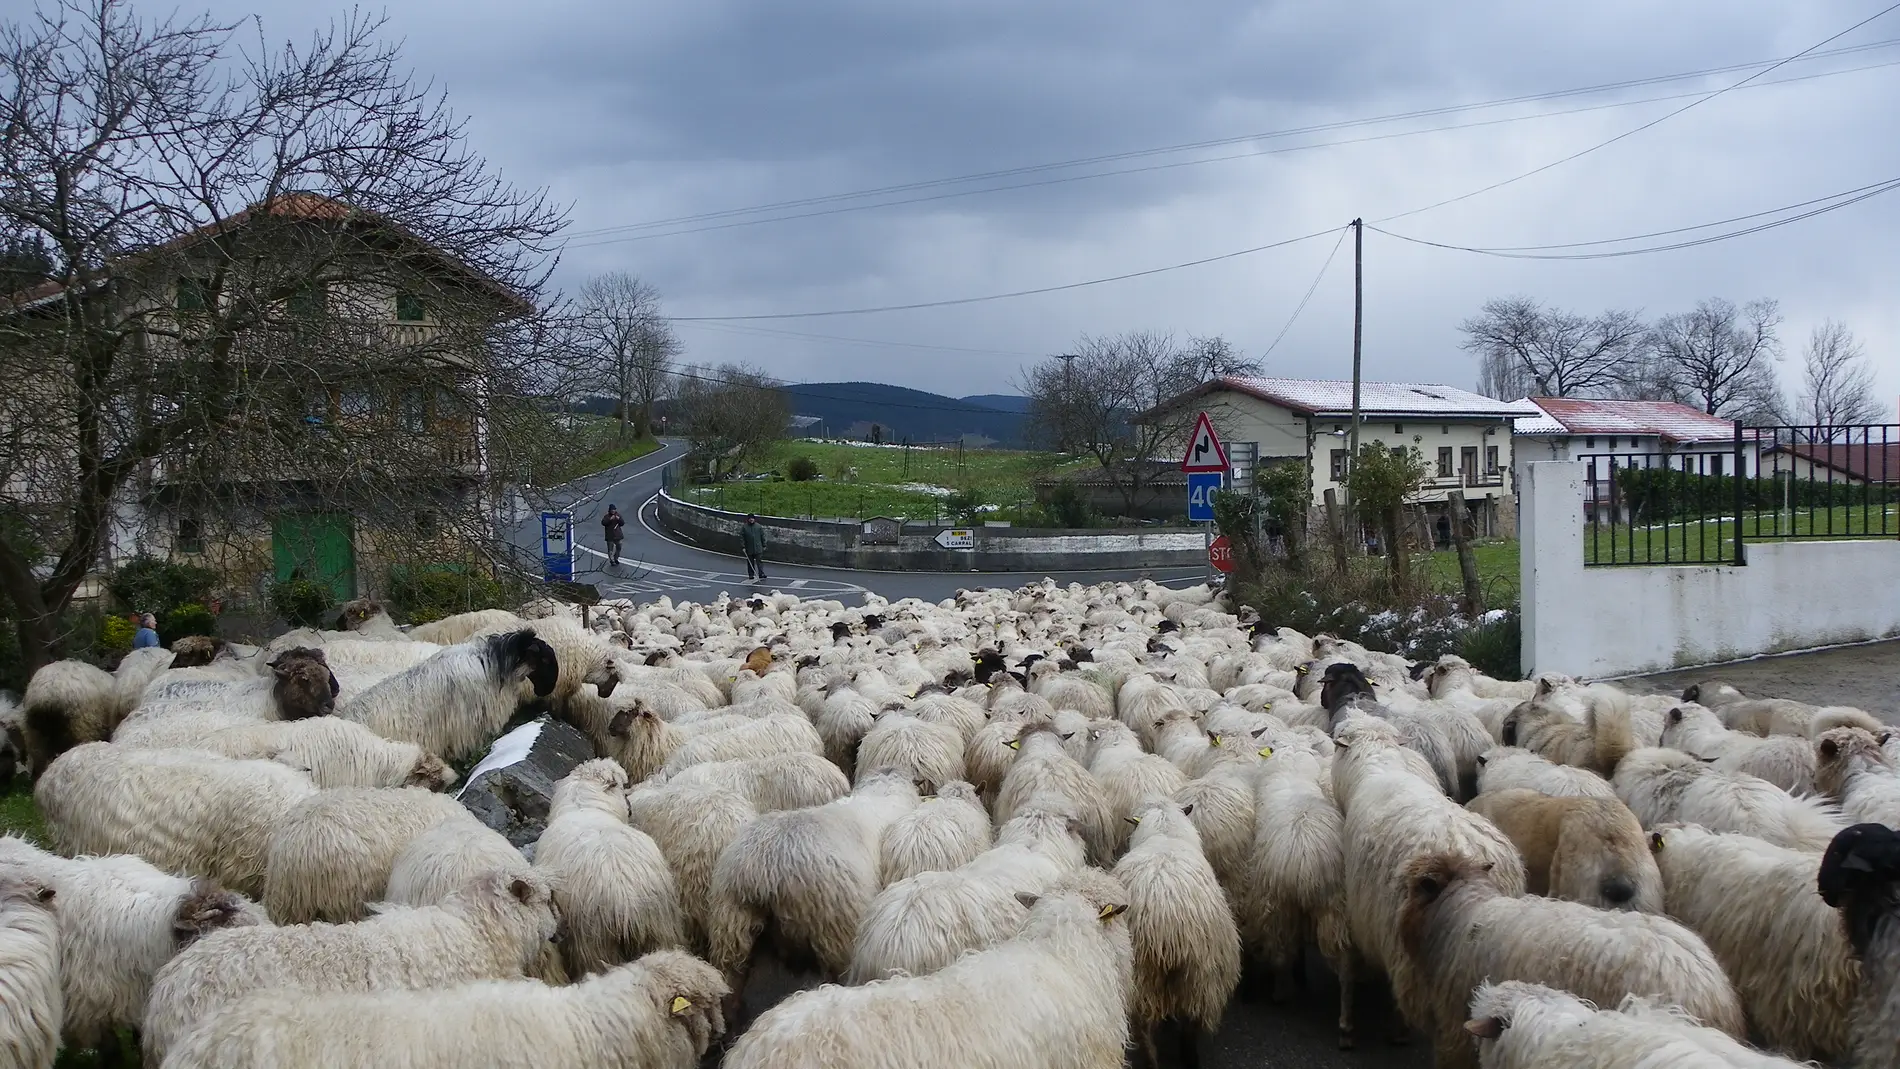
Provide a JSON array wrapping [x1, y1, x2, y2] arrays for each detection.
[[168, 634, 229, 668], [405, 752, 457, 791], [494, 630, 561, 697], [334, 597, 387, 631], [173, 879, 263, 946], [270, 652, 338, 720], [1318, 661, 1374, 715], [1818, 822, 1900, 955], [586, 657, 620, 698], [1399, 853, 1496, 957]]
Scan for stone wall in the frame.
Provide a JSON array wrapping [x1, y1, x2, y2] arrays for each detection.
[[657, 491, 1210, 572]]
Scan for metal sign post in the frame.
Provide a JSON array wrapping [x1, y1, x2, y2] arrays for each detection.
[[540, 511, 574, 582]]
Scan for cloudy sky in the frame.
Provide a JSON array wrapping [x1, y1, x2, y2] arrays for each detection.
[[211, 0, 1900, 409]]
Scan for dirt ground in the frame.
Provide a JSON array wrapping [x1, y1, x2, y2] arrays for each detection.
[[1627, 639, 1900, 724]]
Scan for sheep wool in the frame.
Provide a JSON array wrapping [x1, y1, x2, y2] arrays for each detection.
[[1649, 823, 1859, 1062], [660, 752, 849, 812], [405, 608, 528, 646], [1240, 746, 1352, 1036], [855, 712, 967, 795], [0, 836, 264, 1051], [1464, 789, 1661, 912], [18, 659, 125, 778], [142, 870, 558, 1065], [1613, 747, 1846, 852], [535, 760, 685, 978], [384, 819, 533, 908], [707, 772, 921, 995], [0, 873, 60, 1069], [262, 787, 481, 923], [162, 948, 728, 1069], [1815, 726, 1900, 827], [994, 725, 1116, 867], [1111, 800, 1240, 1067], [1465, 981, 1810, 1069], [878, 781, 993, 886], [338, 630, 559, 762], [624, 782, 757, 953], [35, 744, 317, 898], [725, 870, 1134, 1069], [1660, 703, 1817, 796], [1474, 746, 1619, 801], [125, 714, 453, 791], [1398, 852, 1743, 1069]]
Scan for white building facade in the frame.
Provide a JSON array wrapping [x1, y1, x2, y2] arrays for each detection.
[[1510, 398, 1762, 524]]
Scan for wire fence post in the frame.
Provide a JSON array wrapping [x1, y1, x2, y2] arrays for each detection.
[[1732, 423, 1747, 566]]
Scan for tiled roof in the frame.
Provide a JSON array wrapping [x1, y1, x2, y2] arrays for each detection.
[[1766, 442, 1900, 483], [1209, 377, 1534, 419], [1517, 397, 1737, 443]]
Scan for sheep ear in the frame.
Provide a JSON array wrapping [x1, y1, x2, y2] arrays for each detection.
[[1650, 832, 1665, 853], [1536, 678, 1555, 697], [1667, 707, 1683, 724], [1014, 892, 1040, 910], [1206, 731, 1221, 746], [1257, 746, 1273, 758], [1680, 684, 1700, 702], [608, 710, 634, 737], [1124, 816, 1140, 826], [1820, 739, 1839, 759], [1059, 731, 1075, 741], [1465, 1017, 1504, 1040], [508, 878, 535, 903], [1006, 739, 1020, 750], [32, 883, 54, 905], [1180, 803, 1195, 817], [1881, 732, 1894, 747]]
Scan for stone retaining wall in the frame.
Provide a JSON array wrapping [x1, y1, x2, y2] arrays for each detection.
[[656, 491, 1209, 572]]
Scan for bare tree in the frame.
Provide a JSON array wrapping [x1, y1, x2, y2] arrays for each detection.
[[1022, 331, 1216, 514], [670, 363, 788, 478], [1460, 296, 1649, 399], [575, 272, 677, 439], [1643, 298, 1787, 422], [1798, 320, 1882, 427], [1183, 335, 1262, 380], [0, 1, 567, 675]]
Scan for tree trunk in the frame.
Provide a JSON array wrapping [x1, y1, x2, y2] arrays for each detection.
[[633, 401, 652, 440], [1447, 491, 1484, 617], [0, 542, 58, 676], [1383, 504, 1409, 591], [1322, 488, 1349, 575]]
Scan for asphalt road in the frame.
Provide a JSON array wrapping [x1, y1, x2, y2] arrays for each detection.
[[517, 440, 1210, 606]]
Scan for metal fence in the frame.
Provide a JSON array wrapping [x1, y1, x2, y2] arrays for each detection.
[[1582, 424, 1899, 567]]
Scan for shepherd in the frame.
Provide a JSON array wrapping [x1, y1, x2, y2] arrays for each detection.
[[602, 504, 625, 566], [741, 514, 768, 580]]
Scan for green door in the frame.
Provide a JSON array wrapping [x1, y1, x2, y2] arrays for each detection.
[[273, 512, 357, 601]]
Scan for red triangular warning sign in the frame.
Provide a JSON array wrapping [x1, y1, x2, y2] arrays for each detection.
[[1180, 411, 1228, 472]]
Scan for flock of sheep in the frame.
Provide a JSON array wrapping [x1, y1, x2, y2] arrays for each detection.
[[0, 577, 1896, 1069]]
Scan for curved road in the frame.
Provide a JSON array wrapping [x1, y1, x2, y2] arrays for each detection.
[[523, 439, 1209, 606]]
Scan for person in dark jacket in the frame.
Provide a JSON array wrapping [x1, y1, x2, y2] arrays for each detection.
[[602, 505, 626, 566], [741, 514, 767, 580]]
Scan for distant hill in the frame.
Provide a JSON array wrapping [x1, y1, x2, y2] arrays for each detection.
[[783, 381, 1026, 446], [958, 393, 1031, 413]]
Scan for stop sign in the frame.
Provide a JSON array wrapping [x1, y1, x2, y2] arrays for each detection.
[[1208, 535, 1234, 574]]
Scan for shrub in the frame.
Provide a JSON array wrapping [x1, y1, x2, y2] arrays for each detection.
[[385, 566, 512, 625], [943, 487, 985, 522], [1461, 611, 1523, 680], [270, 579, 338, 628], [107, 557, 219, 617], [1040, 480, 1096, 529], [159, 603, 218, 644], [97, 615, 137, 654], [786, 455, 820, 482]]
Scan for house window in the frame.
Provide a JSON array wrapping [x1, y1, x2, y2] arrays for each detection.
[[286, 281, 327, 318], [415, 510, 439, 537], [176, 278, 213, 312], [1329, 449, 1349, 482], [339, 387, 376, 419], [1461, 446, 1478, 484], [395, 292, 426, 322], [1393, 424, 1403, 434], [1584, 436, 1596, 449], [1437, 447, 1453, 478], [1486, 445, 1499, 474], [176, 514, 203, 554], [1710, 454, 1724, 477], [400, 389, 426, 433]]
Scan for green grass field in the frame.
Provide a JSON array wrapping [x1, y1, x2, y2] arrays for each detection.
[[547, 417, 659, 484], [0, 787, 44, 845], [1422, 538, 1521, 598], [1584, 504, 1900, 564], [683, 440, 1093, 523]]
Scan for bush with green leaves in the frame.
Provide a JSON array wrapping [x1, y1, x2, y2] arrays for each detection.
[[159, 603, 218, 644], [107, 557, 219, 616], [1461, 611, 1523, 680], [270, 579, 338, 628], [1039, 480, 1097, 528], [942, 487, 985, 522], [785, 455, 821, 482], [386, 566, 513, 625], [97, 615, 137, 654]]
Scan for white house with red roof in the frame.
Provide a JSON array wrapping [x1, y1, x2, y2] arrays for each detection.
[[1512, 397, 1763, 523], [1142, 375, 1535, 538]]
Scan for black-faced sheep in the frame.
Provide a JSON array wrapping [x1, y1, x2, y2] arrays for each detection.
[[338, 629, 559, 763], [1818, 822, 1900, 1069]]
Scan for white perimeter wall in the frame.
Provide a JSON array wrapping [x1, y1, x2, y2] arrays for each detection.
[[1521, 460, 1900, 679]]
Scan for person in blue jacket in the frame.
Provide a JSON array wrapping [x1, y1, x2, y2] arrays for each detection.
[[132, 613, 160, 649]]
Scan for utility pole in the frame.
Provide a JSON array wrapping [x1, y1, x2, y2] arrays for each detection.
[[1346, 218, 1364, 550], [1057, 352, 1079, 386]]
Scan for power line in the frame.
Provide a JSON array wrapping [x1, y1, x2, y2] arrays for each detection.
[[667, 227, 1343, 322], [564, 37, 1900, 243], [1373, 2, 1900, 224], [1369, 176, 1900, 259], [1259, 225, 1350, 362]]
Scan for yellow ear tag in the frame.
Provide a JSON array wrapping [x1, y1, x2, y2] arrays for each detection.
[[1296, 665, 1308, 675], [1209, 734, 1223, 747], [1097, 904, 1121, 920], [1006, 739, 1020, 749], [1262, 702, 1273, 711], [728, 675, 736, 682], [670, 996, 692, 1015], [1258, 746, 1273, 758]]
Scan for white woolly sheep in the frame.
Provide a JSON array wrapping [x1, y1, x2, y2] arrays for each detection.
[[121, 714, 453, 791], [1464, 980, 1810, 1069], [659, 751, 848, 812], [0, 872, 60, 1069], [1464, 789, 1662, 912], [1112, 799, 1240, 1068], [855, 711, 966, 794], [603, 704, 822, 781], [142, 869, 559, 1064], [1660, 703, 1817, 795], [707, 771, 921, 1000], [1613, 747, 1847, 851], [1331, 719, 1527, 1051], [1681, 682, 1888, 739], [0, 835, 264, 1052], [384, 818, 532, 908], [994, 724, 1115, 867], [848, 791, 1088, 983], [814, 686, 881, 770], [906, 691, 989, 743], [262, 787, 482, 923], [1650, 822, 1860, 1062], [18, 659, 125, 778], [624, 781, 757, 953], [1086, 720, 1188, 856], [1239, 746, 1351, 1032], [1498, 689, 1635, 777], [35, 744, 317, 898], [964, 718, 1025, 803], [878, 780, 992, 885], [1398, 851, 1744, 1069], [162, 947, 728, 1069], [536, 759, 685, 978], [1815, 726, 1900, 827], [1173, 767, 1257, 898], [338, 629, 559, 762], [725, 870, 1134, 1069], [1818, 822, 1900, 1069], [1474, 746, 1619, 800], [406, 608, 527, 646]]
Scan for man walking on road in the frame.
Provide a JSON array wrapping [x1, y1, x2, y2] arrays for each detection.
[[741, 514, 768, 580], [602, 504, 625, 567]]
